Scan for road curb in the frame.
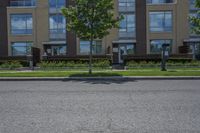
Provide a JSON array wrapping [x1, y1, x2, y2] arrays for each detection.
[[0, 76, 200, 81]]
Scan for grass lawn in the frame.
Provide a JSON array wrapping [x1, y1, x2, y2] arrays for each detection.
[[0, 69, 200, 77]]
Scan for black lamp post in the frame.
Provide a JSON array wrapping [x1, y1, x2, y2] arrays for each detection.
[[161, 43, 170, 71]]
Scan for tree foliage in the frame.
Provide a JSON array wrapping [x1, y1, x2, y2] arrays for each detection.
[[190, 0, 200, 35], [61, 0, 122, 40], [61, 0, 122, 74]]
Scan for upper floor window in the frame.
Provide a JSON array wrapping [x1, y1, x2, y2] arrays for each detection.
[[11, 14, 33, 35], [120, 14, 135, 32], [147, 0, 174, 4], [49, 0, 65, 9], [10, 0, 36, 7], [149, 11, 172, 32], [49, 14, 66, 40]]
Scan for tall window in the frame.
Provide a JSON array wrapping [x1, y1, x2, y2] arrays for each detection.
[[150, 40, 172, 54], [149, 11, 172, 32], [10, 0, 36, 7], [11, 42, 32, 56], [80, 41, 102, 55], [147, 0, 174, 4], [119, 14, 136, 37], [49, 14, 66, 40], [11, 14, 33, 35]]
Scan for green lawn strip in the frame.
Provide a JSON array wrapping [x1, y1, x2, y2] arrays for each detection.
[[116, 70, 200, 76], [0, 70, 200, 77], [0, 71, 78, 77]]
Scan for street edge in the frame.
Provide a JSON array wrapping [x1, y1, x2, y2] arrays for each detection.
[[0, 76, 200, 81]]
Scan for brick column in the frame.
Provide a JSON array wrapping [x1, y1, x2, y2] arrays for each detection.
[[135, 0, 147, 55], [66, 0, 77, 57], [0, 1, 9, 56]]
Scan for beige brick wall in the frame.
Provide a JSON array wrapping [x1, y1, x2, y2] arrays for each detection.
[[7, 0, 49, 56], [146, 0, 190, 54]]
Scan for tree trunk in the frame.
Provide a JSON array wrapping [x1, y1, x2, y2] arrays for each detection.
[[89, 36, 93, 74]]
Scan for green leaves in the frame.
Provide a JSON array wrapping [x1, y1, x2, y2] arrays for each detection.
[[190, 0, 200, 35], [61, 0, 121, 40]]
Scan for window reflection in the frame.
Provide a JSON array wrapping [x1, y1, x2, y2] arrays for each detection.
[[80, 41, 102, 55], [150, 40, 172, 54], [11, 14, 33, 35], [149, 11, 172, 32], [49, 14, 66, 40], [120, 14, 135, 32], [10, 0, 36, 7], [49, 0, 65, 8], [12, 42, 32, 56]]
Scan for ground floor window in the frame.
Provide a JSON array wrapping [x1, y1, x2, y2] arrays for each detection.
[[150, 40, 172, 54], [44, 45, 67, 56], [189, 43, 200, 54], [11, 42, 32, 56], [80, 40, 102, 55], [126, 44, 135, 54], [118, 43, 135, 63], [119, 43, 135, 55]]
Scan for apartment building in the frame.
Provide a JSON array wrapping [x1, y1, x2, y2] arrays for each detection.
[[0, 0, 199, 63]]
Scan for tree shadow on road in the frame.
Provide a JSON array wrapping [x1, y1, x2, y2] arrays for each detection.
[[75, 78, 137, 85], [62, 72, 138, 85], [68, 72, 122, 77]]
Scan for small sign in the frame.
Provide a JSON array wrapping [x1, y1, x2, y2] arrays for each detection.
[[113, 48, 118, 52]]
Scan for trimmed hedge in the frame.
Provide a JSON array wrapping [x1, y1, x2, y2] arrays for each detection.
[[126, 60, 200, 68], [37, 59, 111, 69]]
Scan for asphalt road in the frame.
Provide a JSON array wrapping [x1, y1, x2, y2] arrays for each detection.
[[0, 80, 200, 133]]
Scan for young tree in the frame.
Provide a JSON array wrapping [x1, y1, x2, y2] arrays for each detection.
[[61, 0, 122, 74], [190, 0, 200, 34]]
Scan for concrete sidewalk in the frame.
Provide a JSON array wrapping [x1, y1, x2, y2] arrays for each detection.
[[0, 76, 200, 81]]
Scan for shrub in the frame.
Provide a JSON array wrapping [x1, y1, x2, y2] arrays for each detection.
[[0, 61, 23, 70], [126, 61, 138, 67], [190, 61, 200, 66], [93, 59, 110, 68], [126, 60, 200, 68]]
